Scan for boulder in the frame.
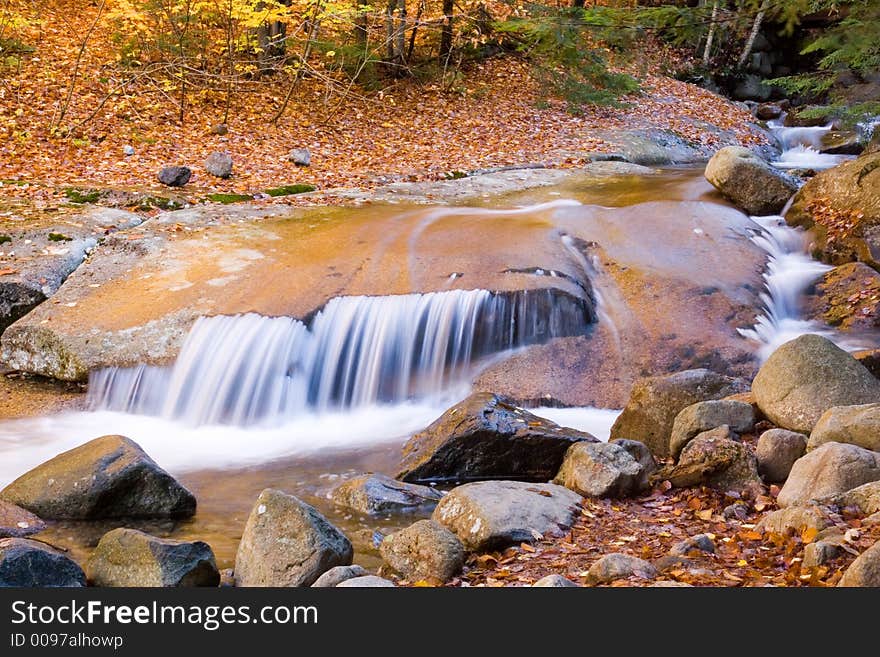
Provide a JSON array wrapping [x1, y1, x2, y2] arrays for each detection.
[[379, 520, 464, 582], [669, 534, 716, 557], [756, 505, 832, 535], [831, 481, 880, 515], [613, 439, 657, 491], [777, 442, 880, 507], [704, 146, 798, 215], [398, 393, 595, 484], [204, 152, 233, 179], [786, 150, 880, 269], [86, 528, 219, 587], [752, 334, 880, 433], [533, 574, 579, 587], [0, 538, 86, 587], [0, 435, 196, 520], [756, 102, 783, 121], [809, 403, 880, 453], [663, 427, 763, 495], [336, 575, 396, 587], [330, 474, 443, 515], [756, 429, 807, 482], [586, 553, 657, 585], [432, 480, 583, 552], [839, 540, 880, 587], [803, 540, 842, 568], [820, 131, 864, 156], [0, 500, 45, 538], [805, 263, 880, 332], [610, 369, 748, 458], [855, 349, 880, 379], [157, 166, 192, 187], [553, 442, 646, 498], [311, 565, 369, 588], [288, 148, 311, 166], [669, 400, 756, 458], [234, 488, 353, 587]]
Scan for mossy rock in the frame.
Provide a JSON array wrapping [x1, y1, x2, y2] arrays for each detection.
[[48, 233, 73, 242], [264, 184, 316, 197], [206, 193, 253, 204], [63, 188, 101, 204]]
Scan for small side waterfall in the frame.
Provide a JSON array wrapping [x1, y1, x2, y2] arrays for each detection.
[[87, 288, 592, 426], [768, 117, 853, 170]]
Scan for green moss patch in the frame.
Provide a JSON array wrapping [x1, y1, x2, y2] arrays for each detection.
[[264, 184, 316, 197], [63, 188, 101, 204], [206, 193, 253, 204], [48, 233, 73, 242]]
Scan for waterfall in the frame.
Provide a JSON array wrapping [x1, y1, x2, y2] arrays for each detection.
[[87, 288, 592, 427], [767, 116, 853, 170]]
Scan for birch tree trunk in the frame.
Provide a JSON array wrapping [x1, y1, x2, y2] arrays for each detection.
[[738, 0, 769, 68], [702, 0, 719, 66]]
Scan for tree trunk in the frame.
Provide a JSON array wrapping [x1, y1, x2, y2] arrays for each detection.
[[355, 0, 368, 52], [440, 0, 453, 60], [738, 0, 768, 68], [573, 0, 585, 7], [702, 0, 719, 65], [394, 0, 406, 70]]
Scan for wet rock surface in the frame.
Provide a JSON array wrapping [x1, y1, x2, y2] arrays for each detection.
[[330, 474, 443, 515], [704, 146, 798, 215], [0, 537, 86, 587]]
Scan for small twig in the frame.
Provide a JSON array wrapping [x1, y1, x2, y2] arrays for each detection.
[[54, 0, 107, 129]]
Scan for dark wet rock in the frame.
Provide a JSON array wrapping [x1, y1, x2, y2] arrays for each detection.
[[0, 538, 85, 587], [732, 74, 772, 102], [288, 148, 311, 166], [0, 435, 196, 520], [533, 574, 579, 587], [234, 488, 353, 587], [553, 442, 646, 498], [157, 166, 192, 187], [86, 528, 219, 587], [752, 334, 880, 434], [311, 565, 368, 588], [786, 150, 880, 269], [663, 427, 763, 495], [586, 553, 657, 585], [805, 263, 880, 332], [398, 393, 595, 484], [704, 146, 798, 215], [756, 102, 783, 121], [820, 131, 864, 156], [777, 442, 880, 507], [336, 575, 395, 587], [609, 369, 748, 459], [330, 474, 443, 515], [204, 152, 233, 179], [831, 481, 880, 516], [379, 519, 464, 583], [783, 107, 831, 127], [669, 399, 755, 458], [756, 429, 807, 483], [839, 540, 880, 587], [756, 505, 832, 535], [855, 349, 880, 379], [669, 534, 716, 557], [432, 480, 583, 552], [809, 403, 880, 453], [0, 500, 45, 538]]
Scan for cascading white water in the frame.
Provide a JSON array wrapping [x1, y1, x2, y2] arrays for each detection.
[[768, 116, 853, 170], [87, 288, 591, 427]]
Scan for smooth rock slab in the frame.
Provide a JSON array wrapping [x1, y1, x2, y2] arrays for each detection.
[[0, 435, 196, 520], [379, 520, 464, 583], [752, 334, 880, 433], [0, 538, 85, 587], [0, 500, 45, 538], [431, 480, 583, 552], [809, 403, 880, 453], [234, 488, 353, 587], [330, 474, 443, 515], [399, 393, 596, 484], [86, 528, 219, 587], [669, 400, 755, 458], [553, 442, 645, 498], [777, 442, 880, 507]]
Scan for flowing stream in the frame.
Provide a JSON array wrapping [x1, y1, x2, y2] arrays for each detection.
[[768, 116, 854, 170]]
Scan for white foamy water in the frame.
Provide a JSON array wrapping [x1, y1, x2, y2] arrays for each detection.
[[529, 406, 620, 441], [768, 117, 855, 171]]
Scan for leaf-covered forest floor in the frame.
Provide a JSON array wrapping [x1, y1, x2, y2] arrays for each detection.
[[0, 0, 768, 209]]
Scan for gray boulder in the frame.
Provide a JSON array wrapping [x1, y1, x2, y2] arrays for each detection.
[[311, 565, 368, 588], [157, 166, 192, 187], [86, 528, 219, 587], [336, 575, 395, 587], [586, 553, 657, 585], [0, 500, 45, 538], [831, 481, 880, 515], [613, 439, 657, 491], [664, 427, 763, 495], [756, 429, 807, 482], [756, 505, 832, 535], [839, 540, 880, 587], [432, 480, 583, 552], [777, 442, 880, 507], [669, 400, 755, 458], [553, 442, 646, 498], [379, 519, 464, 583], [752, 335, 880, 433], [610, 369, 748, 458], [234, 488, 353, 587], [0, 538, 85, 587], [704, 146, 797, 215], [0, 435, 196, 520], [288, 148, 311, 166], [204, 152, 233, 179], [809, 403, 880, 453], [533, 574, 579, 587], [330, 474, 443, 515], [669, 534, 715, 557], [398, 393, 595, 484], [803, 540, 842, 568]]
